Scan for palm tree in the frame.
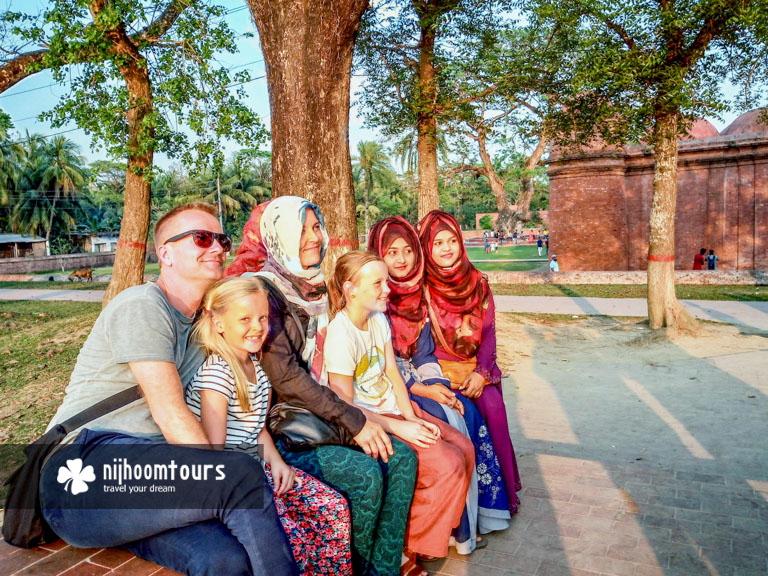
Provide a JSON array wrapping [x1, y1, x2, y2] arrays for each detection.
[[352, 141, 396, 236], [11, 134, 86, 252], [392, 127, 448, 176], [0, 112, 25, 209], [37, 136, 87, 253]]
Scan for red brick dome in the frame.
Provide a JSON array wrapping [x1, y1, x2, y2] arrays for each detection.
[[721, 109, 768, 136], [683, 118, 719, 139]]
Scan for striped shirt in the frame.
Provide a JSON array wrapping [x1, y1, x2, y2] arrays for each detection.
[[185, 354, 271, 448]]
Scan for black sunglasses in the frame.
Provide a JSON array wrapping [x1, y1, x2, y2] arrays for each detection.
[[164, 230, 232, 252]]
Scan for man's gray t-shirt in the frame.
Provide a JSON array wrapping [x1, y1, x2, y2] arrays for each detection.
[[46, 283, 205, 438]]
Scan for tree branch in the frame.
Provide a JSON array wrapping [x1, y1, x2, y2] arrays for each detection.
[[443, 163, 488, 180], [0, 0, 189, 93], [376, 48, 406, 106]]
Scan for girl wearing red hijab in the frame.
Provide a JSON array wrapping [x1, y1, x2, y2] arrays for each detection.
[[417, 210, 521, 514], [369, 217, 512, 549]]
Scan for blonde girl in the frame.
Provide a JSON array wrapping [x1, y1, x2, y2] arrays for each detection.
[[324, 251, 474, 571], [185, 276, 352, 576]]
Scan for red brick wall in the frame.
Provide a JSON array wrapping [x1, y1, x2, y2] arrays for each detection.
[[549, 134, 768, 270]]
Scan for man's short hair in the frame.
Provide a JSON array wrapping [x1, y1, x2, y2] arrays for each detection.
[[154, 202, 218, 247]]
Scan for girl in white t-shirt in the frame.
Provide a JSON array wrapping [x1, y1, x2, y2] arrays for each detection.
[[186, 276, 351, 575], [325, 251, 474, 567]]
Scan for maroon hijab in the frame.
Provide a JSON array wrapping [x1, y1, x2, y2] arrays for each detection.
[[368, 217, 427, 358], [417, 210, 488, 359]]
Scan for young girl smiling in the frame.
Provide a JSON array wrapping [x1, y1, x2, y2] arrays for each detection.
[[324, 250, 474, 568], [418, 210, 522, 515], [185, 276, 352, 575]]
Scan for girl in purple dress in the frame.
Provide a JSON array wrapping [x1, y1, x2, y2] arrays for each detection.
[[417, 210, 522, 513]]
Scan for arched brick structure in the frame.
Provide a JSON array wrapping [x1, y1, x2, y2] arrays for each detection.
[[548, 111, 768, 271]]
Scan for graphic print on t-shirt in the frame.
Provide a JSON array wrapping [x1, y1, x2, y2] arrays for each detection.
[[354, 345, 391, 408]]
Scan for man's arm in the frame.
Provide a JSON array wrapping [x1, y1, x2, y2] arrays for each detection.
[[129, 361, 210, 446]]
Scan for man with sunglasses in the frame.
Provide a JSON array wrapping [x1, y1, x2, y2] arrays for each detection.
[[39, 203, 297, 576]]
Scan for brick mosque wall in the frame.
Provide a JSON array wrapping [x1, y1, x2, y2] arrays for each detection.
[[547, 116, 768, 272]]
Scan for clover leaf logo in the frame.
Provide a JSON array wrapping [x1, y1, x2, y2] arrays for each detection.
[[57, 458, 95, 495]]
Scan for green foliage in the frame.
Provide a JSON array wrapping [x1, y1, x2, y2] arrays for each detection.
[[479, 214, 493, 229], [7, 1, 266, 175], [522, 0, 768, 146]]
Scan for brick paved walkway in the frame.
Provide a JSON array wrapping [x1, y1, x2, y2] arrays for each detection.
[[0, 538, 182, 575]]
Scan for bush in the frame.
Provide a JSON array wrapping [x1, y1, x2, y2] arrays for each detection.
[[479, 214, 493, 230]]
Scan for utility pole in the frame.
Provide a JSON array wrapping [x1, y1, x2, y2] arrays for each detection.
[[216, 175, 223, 230]]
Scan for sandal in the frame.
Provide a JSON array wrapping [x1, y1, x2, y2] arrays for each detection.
[[417, 555, 441, 562], [401, 555, 428, 576], [475, 537, 488, 550]]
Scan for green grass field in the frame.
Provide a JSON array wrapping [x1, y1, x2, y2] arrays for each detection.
[[466, 244, 543, 261]]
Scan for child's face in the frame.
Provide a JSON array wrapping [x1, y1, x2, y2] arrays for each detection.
[[351, 261, 390, 314], [431, 229, 460, 268], [214, 293, 270, 360], [383, 237, 416, 279]]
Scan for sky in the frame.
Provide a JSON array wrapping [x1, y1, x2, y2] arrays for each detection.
[[0, 0, 745, 170]]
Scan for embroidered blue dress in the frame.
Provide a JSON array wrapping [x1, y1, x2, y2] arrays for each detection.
[[395, 321, 511, 550]]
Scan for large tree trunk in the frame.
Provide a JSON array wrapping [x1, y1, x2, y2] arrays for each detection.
[[248, 0, 367, 271], [515, 131, 547, 225], [647, 112, 697, 331], [94, 0, 153, 307], [476, 132, 508, 212], [416, 20, 439, 218]]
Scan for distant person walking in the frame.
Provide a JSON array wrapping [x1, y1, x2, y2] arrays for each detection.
[[537, 237, 543, 257], [549, 254, 559, 272], [706, 249, 719, 270], [693, 248, 706, 270]]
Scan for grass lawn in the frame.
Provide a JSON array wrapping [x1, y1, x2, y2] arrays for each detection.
[[466, 245, 543, 261], [0, 301, 101, 491], [490, 283, 768, 301]]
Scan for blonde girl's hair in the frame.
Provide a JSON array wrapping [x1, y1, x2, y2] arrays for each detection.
[[192, 276, 270, 412], [327, 250, 384, 319]]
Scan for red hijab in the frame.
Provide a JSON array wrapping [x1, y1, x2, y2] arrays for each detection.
[[224, 200, 271, 278], [417, 210, 488, 359], [368, 217, 427, 358]]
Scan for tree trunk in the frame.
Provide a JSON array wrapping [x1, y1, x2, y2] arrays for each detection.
[[515, 132, 547, 225], [476, 131, 508, 212], [248, 0, 367, 272], [93, 0, 153, 307], [646, 112, 697, 331], [416, 20, 439, 219]]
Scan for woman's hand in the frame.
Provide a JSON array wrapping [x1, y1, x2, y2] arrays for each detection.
[[269, 458, 296, 497], [428, 385, 465, 416], [460, 372, 488, 399], [394, 418, 440, 447]]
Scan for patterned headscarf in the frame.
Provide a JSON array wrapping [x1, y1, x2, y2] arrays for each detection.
[[234, 196, 331, 386], [368, 216, 427, 358], [417, 210, 488, 359]]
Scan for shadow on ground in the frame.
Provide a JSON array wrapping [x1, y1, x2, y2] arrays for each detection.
[[430, 314, 768, 576]]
